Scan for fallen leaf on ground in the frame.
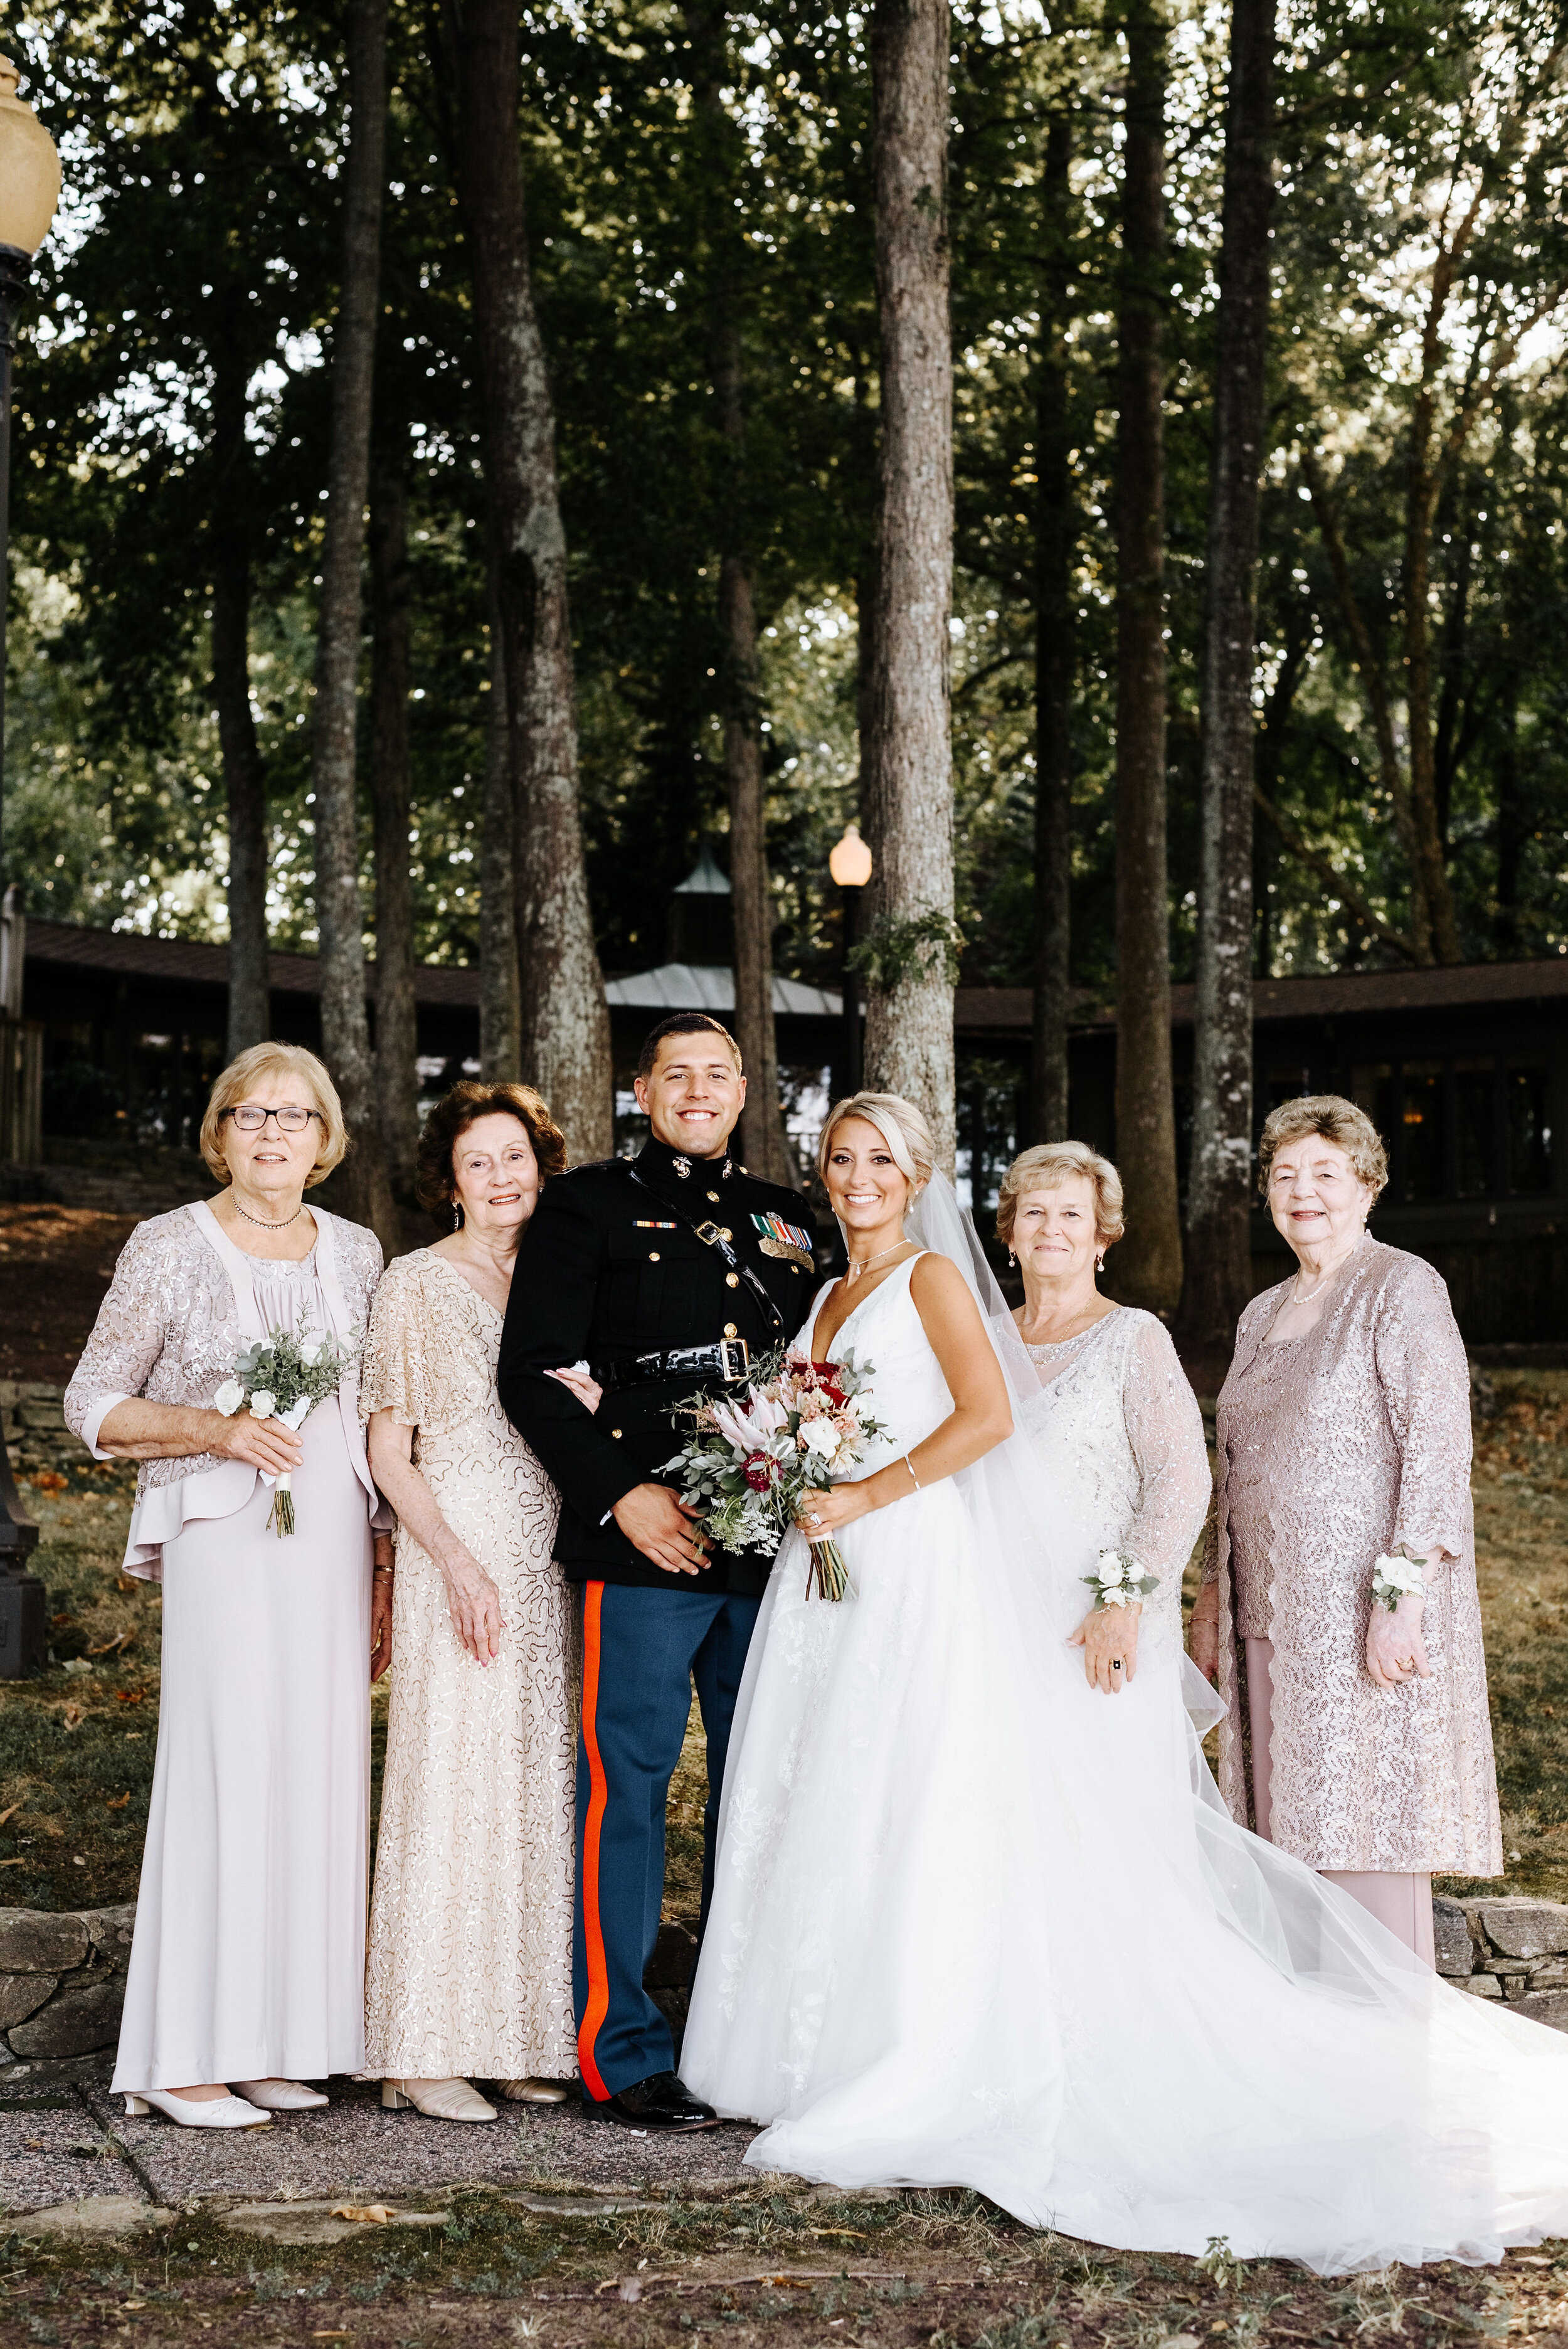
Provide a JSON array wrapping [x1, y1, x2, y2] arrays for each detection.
[[60, 1705, 82, 1730], [116, 1689, 145, 1705], [28, 1473, 65, 1495], [0, 1801, 23, 1827], [105, 1792, 130, 1810], [0, 1859, 24, 1869], [330, 2204, 393, 2225], [88, 1631, 133, 1657]]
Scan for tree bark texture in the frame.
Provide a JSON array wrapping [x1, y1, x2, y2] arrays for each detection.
[[687, 1, 792, 1183], [1177, 0, 1275, 1377], [453, 0, 611, 1164], [310, 0, 399, 1256], [368, 463, 419, 1198], [1029, 112, 1074, 1146], [862, 0, 957, 1174], [479, 602, 521, 1078], [1111, 0, 1182, 1313], [211, 360, 268, 1061]]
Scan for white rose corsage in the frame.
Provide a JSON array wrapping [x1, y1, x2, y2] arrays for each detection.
[[1083, 1548, 1158, 1610], [1370, 1552, 1428, 1611]]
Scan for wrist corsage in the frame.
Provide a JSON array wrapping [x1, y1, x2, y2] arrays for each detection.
[[1370, 1552, 1428, 1611], [1084, 1549, 1158, 1610]]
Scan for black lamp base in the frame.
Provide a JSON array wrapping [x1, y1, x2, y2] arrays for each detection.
[[0, 1572, 46, 1678]]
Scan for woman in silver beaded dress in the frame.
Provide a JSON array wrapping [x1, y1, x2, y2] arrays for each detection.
[[1000, 1142, 1212, 1699], [64, 1045, 390, 2130]]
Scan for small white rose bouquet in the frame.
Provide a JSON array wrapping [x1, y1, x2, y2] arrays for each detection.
[[1370, 1552, 1428, 1611], [1083, 1547, 1158, 1609], [215, 1325, 358, 1536]]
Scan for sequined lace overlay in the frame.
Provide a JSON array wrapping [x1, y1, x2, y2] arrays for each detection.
[[1014, 1307, 1212, 1671], [361, 1249, 576, 2081], [1212, 1236, 1502, 1875], [63, 1205, 383, 1493]]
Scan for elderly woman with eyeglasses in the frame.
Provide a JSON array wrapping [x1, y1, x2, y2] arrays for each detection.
[[65, 1044, 391, 2130]]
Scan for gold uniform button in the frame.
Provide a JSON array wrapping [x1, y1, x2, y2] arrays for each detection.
[[707, 1190, 721, 1202], [724, 1322, 738, 1338], [719, 1227, 733, 1241], [648, 1250, 660, 1261], [726, 1272, 739, 1288], [611, 1428, 623, 1440]]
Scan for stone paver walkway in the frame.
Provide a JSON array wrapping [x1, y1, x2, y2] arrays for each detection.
[[0, 2067, 768, 2232]]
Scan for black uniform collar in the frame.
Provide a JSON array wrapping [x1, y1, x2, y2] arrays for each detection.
[[637, 1133, 738, 1192]]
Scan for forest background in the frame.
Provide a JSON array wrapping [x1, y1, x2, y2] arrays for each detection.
[[7, 0, 1568, 1350]]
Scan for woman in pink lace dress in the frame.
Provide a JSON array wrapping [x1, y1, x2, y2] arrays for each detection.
[[1190, 1095, 1501, 1963]]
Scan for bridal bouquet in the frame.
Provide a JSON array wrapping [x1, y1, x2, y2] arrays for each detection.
[[660, 1348, 887, 1601], [215, 1326, 358, 1536]]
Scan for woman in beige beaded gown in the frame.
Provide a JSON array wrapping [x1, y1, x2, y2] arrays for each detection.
[[1190, 1095, 1502, 1964], [362, 1082, 589, 2123]]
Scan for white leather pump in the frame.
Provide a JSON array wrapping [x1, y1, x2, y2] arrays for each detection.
[[122, 2091, 272, 2129], [232, 2078, 329, 2111]]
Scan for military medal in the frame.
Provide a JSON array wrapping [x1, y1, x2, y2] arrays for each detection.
[[753, 1210, 815, 1271]]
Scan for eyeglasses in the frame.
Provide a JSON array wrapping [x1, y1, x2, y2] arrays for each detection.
[[221, 1104, 322, 1134]]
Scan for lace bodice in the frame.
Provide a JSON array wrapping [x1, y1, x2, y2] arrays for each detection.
[[1012, 1307, 1211, 1663], [64, 1204, 383, 1494]]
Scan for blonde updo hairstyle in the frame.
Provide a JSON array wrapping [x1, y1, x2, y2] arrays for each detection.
[[997, 1140, 1126, 1250], [199, 1042, 348, 1189], [816, 1091, 936, 1204], [1257, 1095, 1389, 1203]]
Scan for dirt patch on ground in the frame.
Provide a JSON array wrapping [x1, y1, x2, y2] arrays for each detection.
[[0, 2173, 1555, 2347], [0, 1207, 140, 1386]]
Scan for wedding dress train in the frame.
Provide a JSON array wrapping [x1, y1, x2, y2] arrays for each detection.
[[681, 1212, 1568, 2275]]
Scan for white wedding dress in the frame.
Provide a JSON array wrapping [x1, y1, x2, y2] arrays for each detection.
[[682, 1200, 1568, 2274]]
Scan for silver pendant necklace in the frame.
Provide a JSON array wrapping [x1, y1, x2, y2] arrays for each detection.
[[845, 1239, 909, 1285]]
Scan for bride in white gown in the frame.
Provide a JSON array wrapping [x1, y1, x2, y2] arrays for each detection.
[[682, 1091, 1568, 2275]]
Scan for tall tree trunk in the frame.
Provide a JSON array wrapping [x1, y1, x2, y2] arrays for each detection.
[[369, 459, 419, 1197], [1029, 112, 1074, 1145], [686, 1, 792, 1182], [212, 360, 268, 1061], [311, 0, 399, 1256], [1111, 0, 1182, 1312], [1176, 0, 1275, 1379], [862, 0, 956, 1174], [1404, 395, 1465, 965], [479, 601, 521, 1077], [453, 0, 611, 1164], [1495, 681, 1522, 953]]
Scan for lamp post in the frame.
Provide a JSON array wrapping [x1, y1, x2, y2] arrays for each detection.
[[829, 822, 872, 1097], [0, 55, 59, 1677]]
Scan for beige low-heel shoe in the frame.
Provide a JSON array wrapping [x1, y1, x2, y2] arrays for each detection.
[[381, 2077, 495, 2123], [499, 2077, 570, 2104]]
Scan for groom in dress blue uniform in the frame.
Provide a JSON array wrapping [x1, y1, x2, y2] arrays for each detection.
[[497, 1015, 814, 2131]]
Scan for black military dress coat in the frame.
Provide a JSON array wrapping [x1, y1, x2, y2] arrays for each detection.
[[497, 1137, 815, 1596]]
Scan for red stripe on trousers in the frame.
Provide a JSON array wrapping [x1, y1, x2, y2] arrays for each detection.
[[577, 1581, 611, 2102]]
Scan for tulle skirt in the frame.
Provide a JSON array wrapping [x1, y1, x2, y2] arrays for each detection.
[[683, 1477, 1568, 2273]]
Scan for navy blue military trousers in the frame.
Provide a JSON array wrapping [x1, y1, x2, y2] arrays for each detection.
[[575, 1581, 761, 2101]]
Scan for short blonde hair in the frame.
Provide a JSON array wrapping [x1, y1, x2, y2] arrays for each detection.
[[816, 1091, 935, 1194], [199, 1043, 347, 1190], [1258, 1094, 1388, 1201], [997, 1141, 1126, 1248]]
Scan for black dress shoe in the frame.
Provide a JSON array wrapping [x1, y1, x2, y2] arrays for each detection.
[[582, 2071, 718, 2133]]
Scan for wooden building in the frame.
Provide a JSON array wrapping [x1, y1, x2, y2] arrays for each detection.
[[21, 905, 1568, 1341]]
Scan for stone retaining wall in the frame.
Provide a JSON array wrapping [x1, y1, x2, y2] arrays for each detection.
[[0, 1906, 134, 2066], [1433, 1894, 1568, 2024]]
